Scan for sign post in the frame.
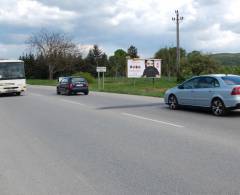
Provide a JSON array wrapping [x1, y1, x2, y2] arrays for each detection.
[[98, 72, 100, 90], [96, 67, 107, 90], [103, 72, 105, 90]]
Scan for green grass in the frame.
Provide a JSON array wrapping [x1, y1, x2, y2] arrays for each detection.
[[27, 79, 58, 86], [27, 77, 177, 97]]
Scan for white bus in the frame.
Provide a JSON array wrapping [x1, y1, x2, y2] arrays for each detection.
[[0, 60, 26, 95]]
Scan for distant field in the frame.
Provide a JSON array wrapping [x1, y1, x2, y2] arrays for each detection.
[[27, 77, 177, 97], [211, 53, 240, 66]]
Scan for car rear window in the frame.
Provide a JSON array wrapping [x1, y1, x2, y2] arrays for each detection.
[[72, 77, 85, 83], [221, 76, 240, 85]]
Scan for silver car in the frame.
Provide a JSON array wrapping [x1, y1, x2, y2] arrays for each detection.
[[164, 74, 240, 116]]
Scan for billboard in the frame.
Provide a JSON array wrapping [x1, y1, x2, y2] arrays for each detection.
[[127, 59, 161, 78]]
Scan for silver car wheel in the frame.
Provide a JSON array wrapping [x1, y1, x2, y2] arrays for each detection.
[[211, 99, 225, 116], [168, 95, 178, 110]]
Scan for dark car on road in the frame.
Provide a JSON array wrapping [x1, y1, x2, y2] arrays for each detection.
[[57, 76, 89, 95]]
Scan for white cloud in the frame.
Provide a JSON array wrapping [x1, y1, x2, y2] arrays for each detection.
[[224, 0, 240, 23], [194, 24, 240, 51], [106, 0, 195, 35], [8, 33, 29, 43], [1, 0, 240, 58], [77, 44, 93, 57], [0, 0, 78, 31], [77, 44, 108, 57], [0, 43, 26, 59]]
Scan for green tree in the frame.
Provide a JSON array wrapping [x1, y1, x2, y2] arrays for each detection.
[[84, 45, 107, 76], [34, 53, 48, 79], [99, 53, 109, 67], [154, 47, 186, 78], [127, 45, 139, 58], [20, 53, 49, 79], [84, 49, 96, 75], [20, 53, 35, 79], [71, 55, 85, 74], [108, 49, 127, 77], [184, 51, 219, 76]]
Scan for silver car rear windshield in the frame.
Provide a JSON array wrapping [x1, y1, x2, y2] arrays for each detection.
[[221, 76, 240, 85]]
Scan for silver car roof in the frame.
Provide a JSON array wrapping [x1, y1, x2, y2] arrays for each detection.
[[200, 74, 239, 77]]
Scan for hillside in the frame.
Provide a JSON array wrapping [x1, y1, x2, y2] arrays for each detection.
[[210, 53, 240, 66]]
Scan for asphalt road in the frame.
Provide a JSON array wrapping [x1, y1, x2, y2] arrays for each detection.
[[1, 85, 240, 195]]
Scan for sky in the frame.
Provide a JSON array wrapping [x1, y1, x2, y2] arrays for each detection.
[[0, 0, 240, 59]]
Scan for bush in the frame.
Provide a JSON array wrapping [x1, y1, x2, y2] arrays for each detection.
[[72, 72, 95, 83]]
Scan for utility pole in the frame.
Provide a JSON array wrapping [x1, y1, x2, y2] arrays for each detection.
[[172, 10, 183, 81]]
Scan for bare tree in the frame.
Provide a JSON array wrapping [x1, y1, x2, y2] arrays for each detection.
[[27, 29, 79, 80]]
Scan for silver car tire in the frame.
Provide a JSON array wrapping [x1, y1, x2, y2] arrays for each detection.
[[211, 98, 226, 116], [168, 95, 178, 110]]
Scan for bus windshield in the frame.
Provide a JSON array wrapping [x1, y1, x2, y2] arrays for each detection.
[[0, 62, 25, 80]]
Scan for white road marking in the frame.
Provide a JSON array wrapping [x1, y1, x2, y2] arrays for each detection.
[[61, 99, 85, 106], [122, 113, 184, 128]]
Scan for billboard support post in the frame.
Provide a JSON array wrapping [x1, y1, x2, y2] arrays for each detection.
[[152, 78, 155, 88]]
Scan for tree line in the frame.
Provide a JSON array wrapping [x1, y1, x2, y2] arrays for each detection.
[[20, 30, 240, 80]]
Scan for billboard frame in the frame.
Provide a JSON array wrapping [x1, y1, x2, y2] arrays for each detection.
[[127, 58, 162, 79]]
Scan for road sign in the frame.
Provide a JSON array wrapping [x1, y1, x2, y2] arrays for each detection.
[[96, 67, 106, 90], [96, 67, 106, 72]]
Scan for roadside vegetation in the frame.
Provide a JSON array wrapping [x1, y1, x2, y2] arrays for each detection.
[[23, 29, 240, 97], [27, 77, 177, 97]]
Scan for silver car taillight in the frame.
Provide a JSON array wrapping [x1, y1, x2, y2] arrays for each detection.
[[231, 87, 240, 95]]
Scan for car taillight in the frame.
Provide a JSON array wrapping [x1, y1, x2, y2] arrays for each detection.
[[231, 87, 240, 95], [68, 83, 73, 90]]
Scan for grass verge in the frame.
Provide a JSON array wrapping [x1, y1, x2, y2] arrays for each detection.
[[27, 77, 177, 97]]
